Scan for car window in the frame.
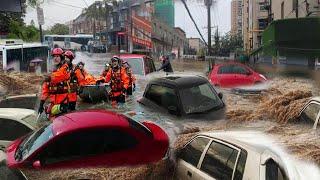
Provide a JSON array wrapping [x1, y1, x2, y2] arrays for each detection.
[[234, 150, 247, 180], [124, 58, 144, 75], [38, 128, 138, 165], [266, 159, 287, 180], [145, 85, 178, 110], [218, 65, 233, 74], [179, 83, 223, 114], [180, 137, 210, 167], [200, 141, 239, 180], [0, 118, 32, 141], [232, 65, 249, 75], [300, 103, 320, 125]]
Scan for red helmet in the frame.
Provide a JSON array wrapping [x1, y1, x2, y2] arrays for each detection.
[[64, 50, 75, 60], [51, 48, 63, 56]]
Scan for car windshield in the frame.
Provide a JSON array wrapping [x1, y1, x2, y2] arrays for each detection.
[[16, 124, 53, 161], [124, 58, 144, 75], [179, 83, 223, 114]]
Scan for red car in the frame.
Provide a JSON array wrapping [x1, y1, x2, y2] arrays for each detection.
[[118, 54, 156, 76], [208, 62, 267, 88], [6, 110, 169, 169]]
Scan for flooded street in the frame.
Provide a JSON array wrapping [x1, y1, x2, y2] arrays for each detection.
[[1, 52, 320, 179]]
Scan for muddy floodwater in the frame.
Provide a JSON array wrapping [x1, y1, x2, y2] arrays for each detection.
[[1, 53, 320, 179]]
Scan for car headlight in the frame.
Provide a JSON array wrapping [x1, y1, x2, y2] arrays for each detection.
[[259, 74, 267, 81]]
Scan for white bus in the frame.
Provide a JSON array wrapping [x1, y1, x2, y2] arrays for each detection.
[[0, 39, 49, 74], [44, 34, 93, 50]]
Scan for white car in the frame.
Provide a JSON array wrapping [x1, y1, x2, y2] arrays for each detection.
[[0, 108, 37, 150], [175, 131, 298, 180], [298, 96, 320, 129]]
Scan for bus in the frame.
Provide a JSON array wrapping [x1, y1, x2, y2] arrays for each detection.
[[43, 34, 94, 51], [0, 39, 49, 74]]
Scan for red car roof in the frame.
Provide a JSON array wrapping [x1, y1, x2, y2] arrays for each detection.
[[51, 110, 129, 136], [118, 54, 146, 59]]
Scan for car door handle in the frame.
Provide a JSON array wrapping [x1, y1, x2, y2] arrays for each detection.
[[187, 171, 192, 177]]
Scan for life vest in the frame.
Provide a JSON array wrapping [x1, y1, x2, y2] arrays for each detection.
[[47, 81, 69, 94], [110, 68, 124, 92]]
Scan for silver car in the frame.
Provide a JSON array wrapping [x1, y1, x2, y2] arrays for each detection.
[[0, 108, 37, 150], [298, 96, 320, 129], [175, 131, 300, 180]]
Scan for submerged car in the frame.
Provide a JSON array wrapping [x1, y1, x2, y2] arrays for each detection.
[[0, 108, 37, 151], [6, 110, 169, 169], [208, 62, 267, 88], [175, 131, 296, 180], [297, 96, 320, 128], [118, 54, 156, 76], [138, 75, 225, 119], [0, 94, 38, 110]]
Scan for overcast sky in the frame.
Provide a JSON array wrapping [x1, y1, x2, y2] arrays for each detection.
[[25, 0, 231, 40]]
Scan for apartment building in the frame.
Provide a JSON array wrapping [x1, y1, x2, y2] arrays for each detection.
[[231, 0, 243, 36]]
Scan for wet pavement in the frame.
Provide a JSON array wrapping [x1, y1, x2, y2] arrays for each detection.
[[1, 52, 320, 179]]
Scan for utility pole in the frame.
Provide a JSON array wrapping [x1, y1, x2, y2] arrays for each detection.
[[295, 0, 299, 18], [205, 0, 213, 56]]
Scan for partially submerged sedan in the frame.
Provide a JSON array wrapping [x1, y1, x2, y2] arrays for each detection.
[[6, 110, 169, 169], [0, 108, 37, 151], [175, 131, 298, 180], [138, 76, 225, 120], [119, 54, 156, 76], [297, 96, 320, 128]]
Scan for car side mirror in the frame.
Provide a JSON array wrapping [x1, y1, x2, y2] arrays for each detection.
[[246, 71, 252, 76], [218, 92, 223, 99], [168, 106, 178, 115], [32, 160, 41, 169]]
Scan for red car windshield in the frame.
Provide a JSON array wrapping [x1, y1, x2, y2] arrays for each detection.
[[123, 58, 144, 75], [15, 124, 53, 161], [179, 83, 223, 114]]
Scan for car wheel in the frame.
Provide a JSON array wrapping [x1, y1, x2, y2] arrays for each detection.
[[254, 81, 262, 85]]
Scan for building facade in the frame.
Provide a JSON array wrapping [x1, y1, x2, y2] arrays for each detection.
[[231, 0, 243, 36], [272, 0, 320, 20], [243, 0, 270, 53], [188, 38, 205, 53], [155, 0, 175, 28]]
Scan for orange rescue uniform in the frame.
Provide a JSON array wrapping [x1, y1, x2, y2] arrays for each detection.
[[74, 68, 96, 86], [104, 67, 130, 97]]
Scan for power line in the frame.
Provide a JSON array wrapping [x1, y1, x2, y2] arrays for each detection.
[[51, 0, 83, 9], [180, 0, 208, 47], [82, 0, 89, 7]]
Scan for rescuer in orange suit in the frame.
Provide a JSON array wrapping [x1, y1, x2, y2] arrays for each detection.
[[74, 61, 96, 87], [122, 60, 136, 95], [38, 48, 70, 119], [97, 56, 130, 106], [64, 50, 78, 111]]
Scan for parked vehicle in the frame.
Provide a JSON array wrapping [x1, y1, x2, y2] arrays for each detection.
[[0, 108, 37, 151], [138, 75, 225, 119], [118, 54, 156, 76], [297, 96, 320, 129], [175, 131, 297, 180], [6, 110, 169, 169], [0, 94, 38, 110], [208, 62, 267, 88]]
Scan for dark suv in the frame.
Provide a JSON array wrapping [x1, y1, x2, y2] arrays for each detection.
[[138, 75, 225, 120]]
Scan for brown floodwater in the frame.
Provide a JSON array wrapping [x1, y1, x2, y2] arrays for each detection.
[[1, 53, 320, 179]]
